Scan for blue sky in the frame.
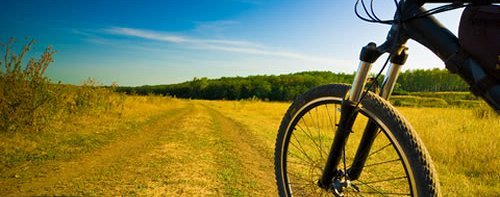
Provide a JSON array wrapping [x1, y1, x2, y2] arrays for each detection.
[[2, 0, 463, 86]]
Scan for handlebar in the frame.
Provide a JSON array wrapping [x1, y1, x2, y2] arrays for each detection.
[[418, 0, 499, 3]]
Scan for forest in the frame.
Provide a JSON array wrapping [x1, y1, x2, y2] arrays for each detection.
[[116, 68, 469, 101]]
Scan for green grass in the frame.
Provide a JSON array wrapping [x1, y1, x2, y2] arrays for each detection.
[[391, 91, 482, 108]]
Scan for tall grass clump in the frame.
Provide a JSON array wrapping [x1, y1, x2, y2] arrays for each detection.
[[0, 39, 58, 132], [70, 79, 125, 114], [473, 102, 498, 119], [0, 39, 123, 133]]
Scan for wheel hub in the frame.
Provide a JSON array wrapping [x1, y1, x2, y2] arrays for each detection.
[[325, 170, 360, 197]]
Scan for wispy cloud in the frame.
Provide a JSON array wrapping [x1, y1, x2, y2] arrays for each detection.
[[106, 27, 259, 47], [194, 20, 240, 33], [233, 0, 267, 5], [104, 26, 341, 64], [106, 27, 186, 43]]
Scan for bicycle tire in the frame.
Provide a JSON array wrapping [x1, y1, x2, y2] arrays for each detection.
[[275, 84, 440, 196]]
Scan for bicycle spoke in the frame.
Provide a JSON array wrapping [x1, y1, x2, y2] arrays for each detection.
[[288, 183, 312, 195], [280, 95, 418, 197], [288, 181, 315, 186], [288, 170, 317, 184], [291, 126, 318, 155], [367, 143, 392, 158], [325, 104, 336, 131], [355, 179, 388, 196], [288, 141, 315, 163], [306, 110, 327, 160], [357, 191, 411, 196], [288, 138, 321, 170], [375, 129, 382, 138], [361, 176, 408, 185], [351, 191, 366, 197], [313, 107, 327, 160], [296, 119, 326, 161], [364, 158, 401, 168], [288, 182, 311, 186], [287, 150, 310, 163], [287, 160, 314, 167], [288, 173, 321, 194]]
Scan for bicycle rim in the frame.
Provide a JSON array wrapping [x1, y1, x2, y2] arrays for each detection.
[[278, 96, 415, 196]]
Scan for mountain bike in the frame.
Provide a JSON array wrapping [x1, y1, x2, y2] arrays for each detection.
[[274, 0, 499, 196]]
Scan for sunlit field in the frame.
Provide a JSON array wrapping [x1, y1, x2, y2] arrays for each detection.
[[1, 97, 497, 196], [3, 0, 499, 195], [208, 100, 500, 196]]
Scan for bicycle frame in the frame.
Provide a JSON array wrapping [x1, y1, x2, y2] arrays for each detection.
[[319, 0, 500, 189]]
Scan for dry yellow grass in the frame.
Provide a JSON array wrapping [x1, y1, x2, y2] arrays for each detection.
[[1, 98, 498, 196], [398, 107, 500, 196], [209, 100, 499, 196], [0, 96, 185, 195]]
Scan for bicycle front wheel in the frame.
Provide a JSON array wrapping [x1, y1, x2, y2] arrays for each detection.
[[275, 84, 440, 196]]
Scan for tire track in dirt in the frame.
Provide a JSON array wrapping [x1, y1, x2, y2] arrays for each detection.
[[6, 103, 193, 196], [137, 101, 225, 196], [4, 101, 278, 196], [204, 104, 277, 196]]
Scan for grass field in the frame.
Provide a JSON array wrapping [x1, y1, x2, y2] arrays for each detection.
[[0, 97, 498, 196]]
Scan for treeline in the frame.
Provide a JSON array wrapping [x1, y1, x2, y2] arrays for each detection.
[[397, 68, 468, 92], [117, 68, 469, 101], [118, 72, 354, 101]]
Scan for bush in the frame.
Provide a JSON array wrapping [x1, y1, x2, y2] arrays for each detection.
[[449, 100, 481, 108], [71, 79, 124, 114], [0, 39, 57, 132], [390, 95, 448, 108], [391, 96, 420, 107], [418, 97, 448, 107], [0, 39, 124, 133]]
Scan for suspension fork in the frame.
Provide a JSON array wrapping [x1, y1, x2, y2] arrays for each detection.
[[318, 42, 408, 188], [319, 43, 380, 188], [348, 46, 408, 181]]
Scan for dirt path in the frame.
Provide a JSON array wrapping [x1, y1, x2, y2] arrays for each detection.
[[205, 104, 277, 196], [2, 103, 193, 195], [2, 101, 277, 196]]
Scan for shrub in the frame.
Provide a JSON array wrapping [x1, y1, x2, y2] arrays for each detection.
[[390, 95, 420, 107], [72, 78, 121, 113], [449, 100, 481, 108], [0, 39, 124, 133], [0, 39, 57, 132], [418, 97, 448, 107], [390, 95, 448, 108]]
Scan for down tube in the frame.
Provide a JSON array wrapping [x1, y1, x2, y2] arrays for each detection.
[[404, 5, 500, 111]]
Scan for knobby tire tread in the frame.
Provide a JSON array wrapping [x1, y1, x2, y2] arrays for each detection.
[[274, 84, 440, 197]]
